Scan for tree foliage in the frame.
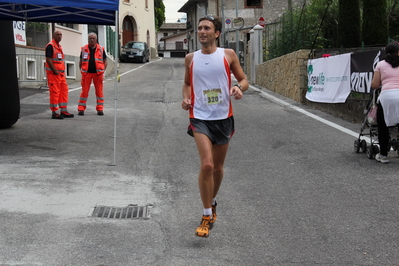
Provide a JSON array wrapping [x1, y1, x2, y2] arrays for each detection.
[[387, 0, 399, 41], [362, 0, 388, 46], [265, 0, 399, 60], [266, 0, 339, 59], [338, 0, 361, 48], [26, 22, 49, 32], [154, 0, 165, 31]]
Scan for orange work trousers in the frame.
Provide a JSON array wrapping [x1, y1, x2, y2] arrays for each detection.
[[47, 73, 69, 113], [78, 73, 104, 111]]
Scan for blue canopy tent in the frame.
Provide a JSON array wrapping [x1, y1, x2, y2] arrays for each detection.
[[0, 0, 120, 164], [0, 0, 118, 24]]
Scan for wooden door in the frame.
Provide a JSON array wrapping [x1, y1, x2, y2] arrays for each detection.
[[122, 17, 133, 45]]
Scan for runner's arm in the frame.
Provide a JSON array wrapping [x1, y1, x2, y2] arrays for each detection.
[[225, 49, 249, 100], [182, 53, 193, 110]]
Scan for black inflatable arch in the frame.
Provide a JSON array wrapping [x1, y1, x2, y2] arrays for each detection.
[[0, 20, 20, 129], [0, 0, 118, 129]]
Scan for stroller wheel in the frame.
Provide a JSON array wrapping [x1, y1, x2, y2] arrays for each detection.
[[366, 145, 375, 159], [354, 140, 360, 153], [391, 138, 397, 151], [373, 145, 380, 155], [360, 140, 367, 153]]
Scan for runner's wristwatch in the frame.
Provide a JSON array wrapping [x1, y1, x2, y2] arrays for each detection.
[[234, 83, 242, 91]]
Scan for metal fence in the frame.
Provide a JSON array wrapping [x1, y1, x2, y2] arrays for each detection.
[[26, 22, 49, 48], [106, 25, 116, 58], [157, 42, 187, 51], [16, 53, 81, 88], [263, 13, 293, 61], [15, 53, 47, 88], [263, 3, 320, 61]]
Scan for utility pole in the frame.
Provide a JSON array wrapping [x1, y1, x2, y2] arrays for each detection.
[[288, 0, 293, 26], [288, 0, 293, 51], [235, 0, 239, 55], [221, 0, 225, 47]]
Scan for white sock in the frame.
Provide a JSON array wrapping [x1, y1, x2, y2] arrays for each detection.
[[203, 208, 212, 216], [212, 198, 216, 206]]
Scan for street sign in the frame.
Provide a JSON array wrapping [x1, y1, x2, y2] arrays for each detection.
[[258, 17, 265, 27], [233, 17, 244, 29], [225, 18, 231, 25], [183, 38, 187, 44]]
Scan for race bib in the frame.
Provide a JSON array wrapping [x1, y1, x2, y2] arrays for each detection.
[[203, 88, 222, 105]]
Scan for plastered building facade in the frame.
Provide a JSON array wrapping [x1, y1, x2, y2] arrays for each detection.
[[119, 0, 157, 58], [179, 0, 304, 52]]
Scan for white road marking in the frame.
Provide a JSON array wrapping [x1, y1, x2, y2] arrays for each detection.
[[248, 84, 360, 139], [69, 58, 163, 92]]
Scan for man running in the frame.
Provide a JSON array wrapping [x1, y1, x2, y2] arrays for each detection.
[[181, 15, 249, 237]]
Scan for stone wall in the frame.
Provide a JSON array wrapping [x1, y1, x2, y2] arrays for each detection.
[[251, 49, 368, 123], [303, 98, 368, 123], [255, 49, 309, 103]]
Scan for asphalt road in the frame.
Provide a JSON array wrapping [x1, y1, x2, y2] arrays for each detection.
[[1, 57, 399, 265]]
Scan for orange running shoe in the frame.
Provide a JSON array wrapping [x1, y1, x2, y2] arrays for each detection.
[[212, 202, 217, 224], [195, 215, 213, 237]]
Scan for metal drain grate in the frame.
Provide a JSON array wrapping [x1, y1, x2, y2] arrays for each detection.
[[91, 205, 150, 219]]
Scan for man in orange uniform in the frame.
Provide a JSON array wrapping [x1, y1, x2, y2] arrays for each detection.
[[78, 32, 107, 116], [45, 30, 74, 119]]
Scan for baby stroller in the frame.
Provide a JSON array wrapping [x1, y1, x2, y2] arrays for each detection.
[[354, 88, 399, 159]]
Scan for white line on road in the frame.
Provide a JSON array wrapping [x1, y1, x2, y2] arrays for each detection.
[[68, 58, 163, 92], [249, 84, 359, 139], [69, 60, 359, 139], [118, 58, 162, 77]]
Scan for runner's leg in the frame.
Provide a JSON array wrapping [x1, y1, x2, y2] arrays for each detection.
[[212, 143, 229, 198], [193, 132, 214, 209]]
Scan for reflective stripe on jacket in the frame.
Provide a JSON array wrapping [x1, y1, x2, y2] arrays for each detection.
[[80, 44, 105, 75], [45, 40, 65, 74]]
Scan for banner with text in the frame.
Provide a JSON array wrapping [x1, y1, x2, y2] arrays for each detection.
[[350, 49, 385, 94], [13, 21, 26, 46], [306, 53, 351, 103]]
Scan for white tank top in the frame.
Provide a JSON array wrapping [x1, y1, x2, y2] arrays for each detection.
[[189, 48, 233, 120]]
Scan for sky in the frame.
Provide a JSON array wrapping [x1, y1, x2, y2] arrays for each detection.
[[163, 0, 187, 23]]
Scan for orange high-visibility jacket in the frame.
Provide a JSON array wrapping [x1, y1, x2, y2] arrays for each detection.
[[80, 44, 105, 75], [45, 40, 65, 74]]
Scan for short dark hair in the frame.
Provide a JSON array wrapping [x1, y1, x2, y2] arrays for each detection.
[[199, 15, 222, 33]]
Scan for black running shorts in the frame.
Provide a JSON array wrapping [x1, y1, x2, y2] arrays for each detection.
[[187, 116, 235, 145]]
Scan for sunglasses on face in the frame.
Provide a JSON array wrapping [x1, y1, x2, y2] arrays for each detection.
[[201, 15, 214, 21]]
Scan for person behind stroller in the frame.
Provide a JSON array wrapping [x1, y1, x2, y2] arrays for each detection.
[[371, 42, 399, 164]]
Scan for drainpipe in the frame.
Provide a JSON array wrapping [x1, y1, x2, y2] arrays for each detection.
[[235, 0, 239, 55], [221, 0, 225, 47]]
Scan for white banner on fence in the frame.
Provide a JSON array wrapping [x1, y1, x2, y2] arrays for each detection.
[[306, 53, 351, 103], [13, 21, 26, 46]]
